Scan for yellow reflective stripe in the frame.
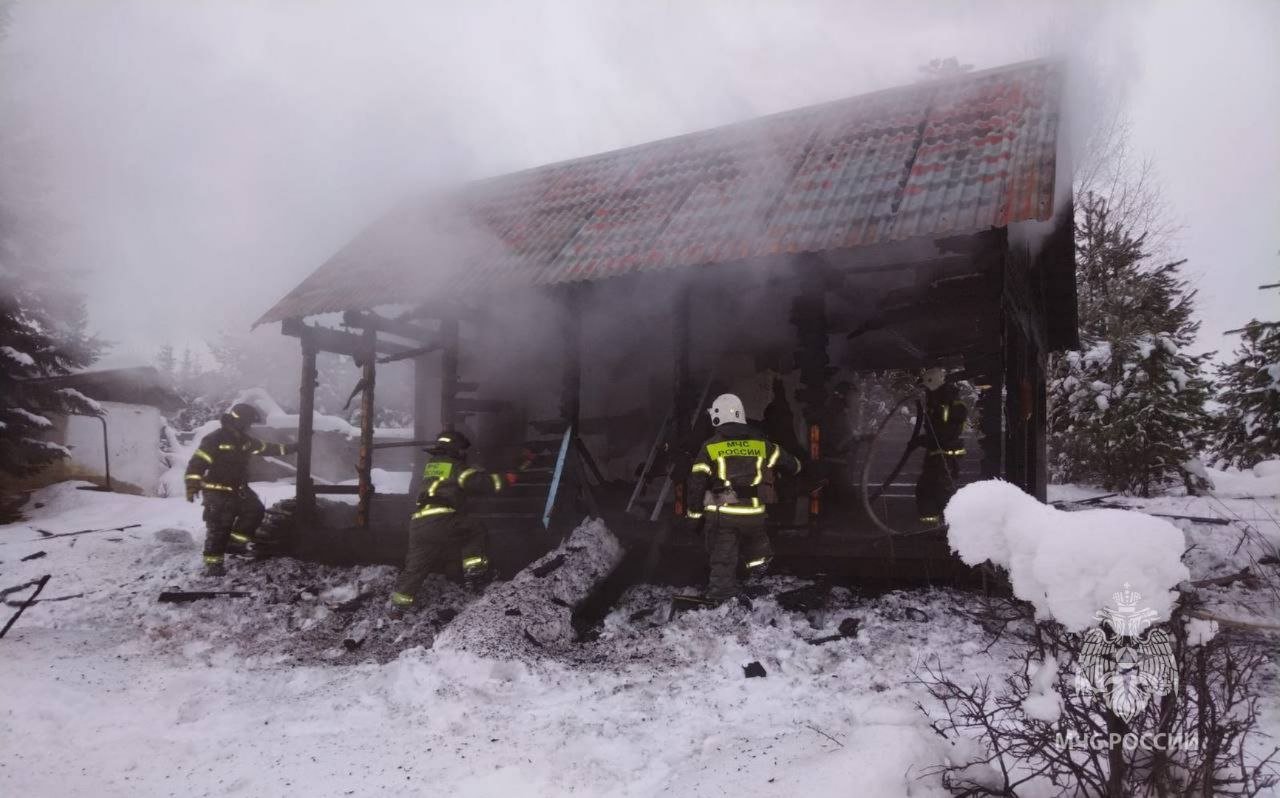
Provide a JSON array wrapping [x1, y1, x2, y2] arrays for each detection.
[[427, 479, 443, 497], [929, 448, 966, 456], [745, 557, 769, 569], [458, 468, 479, 487], [942, 405, 950, 423], [716, 457, 727, 482], [217, 443, 235, 451], [766, 445, 781, 468], [203, 554, 224, 564], [691, 462, 713, 475], [202, 482, 236, 492], [194, 449, 214, 464], [751, 455, 764, 486], [411, 505, 455, 519], [254, 441, 268, 454], [714, 504, 766, 516], [229, 532, 252, 544], [185, 474, 203, 481], [461, 556, 486, 569], [687, 510, 703, 519], [490, 473, 503, 492], [276, 443, 288, 456], [391, 592, 414, 606], [919, 515, 942, 524]]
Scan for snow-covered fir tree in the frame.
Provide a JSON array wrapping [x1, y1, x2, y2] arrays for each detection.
[[1049, 192, 1213, 495], [0, 266, 104, 480], [1213, 319, 1280, 468]]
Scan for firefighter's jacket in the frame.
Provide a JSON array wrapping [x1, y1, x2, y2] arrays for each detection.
[[921, 384, 968, 456], [185, 424, 297, 492], [412, 455, 504, 520], [687, 422, 801, 518]]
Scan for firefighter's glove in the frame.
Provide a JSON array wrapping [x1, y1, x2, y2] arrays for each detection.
[[185, 482, 201, 503]]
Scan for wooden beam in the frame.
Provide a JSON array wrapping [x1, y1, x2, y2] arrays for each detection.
[[295, 331, 318, 519], [313, 485, 360, 495], [281, 318, 416, 358], [439, 318, 459, 430], [409, 352, 433, 504], [356, 327, 376, 528], [343, 310, 439, 344]]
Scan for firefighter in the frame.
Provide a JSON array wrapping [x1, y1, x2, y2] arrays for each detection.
[[687, 393, 802, 603], [185, 403, 297, 576], [914, 368, 968, 525], [389, 430, 505, 615]]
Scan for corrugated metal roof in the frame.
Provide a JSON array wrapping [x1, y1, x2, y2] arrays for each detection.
[[257, 59, 1061, 325]]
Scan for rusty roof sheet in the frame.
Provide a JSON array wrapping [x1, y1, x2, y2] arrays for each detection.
[[257, 59, 1061, 325]]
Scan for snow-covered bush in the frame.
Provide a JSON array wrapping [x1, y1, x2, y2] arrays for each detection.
[[945, 480, 1188, 631]]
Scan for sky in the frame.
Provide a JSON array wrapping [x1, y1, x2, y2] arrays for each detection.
[[0, 0, 1276, 367]]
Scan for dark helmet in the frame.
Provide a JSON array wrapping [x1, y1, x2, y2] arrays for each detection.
[[427, 429, 471, 457], [222, 402, 263, 432]]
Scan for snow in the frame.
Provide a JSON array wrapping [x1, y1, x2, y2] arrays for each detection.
[[57, 387, 104, 414], [1184, 617, 1220, 647], [1203, 459, 1280, 498], [10, 406, 52, 427], [1, 344, 35, 367], [1021, 655, 1062, 722], [2, 481, 1276, 797], [945, 480, 1190, 631]]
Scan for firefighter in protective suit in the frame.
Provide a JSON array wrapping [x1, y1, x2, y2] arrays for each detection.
[[389, 430, 505, 614], [185, 403, 297, 576], [687, 394, 802, 602], [915, 368, 968, 525]]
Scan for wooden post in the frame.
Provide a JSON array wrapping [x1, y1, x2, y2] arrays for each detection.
[[792, 259, 829, 517], [295, 327, 318, 520], [439, 318, 459, 430], [560, 286, 582, 429], [671, 289, 692, 517], [1003, 318, 1031, 494], [356, 327, 377, 528], [409, 352, 433, 504]]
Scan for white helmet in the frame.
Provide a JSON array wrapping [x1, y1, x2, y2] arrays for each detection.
[[707, 393, 745, 427], [922, 368, 947, 392]]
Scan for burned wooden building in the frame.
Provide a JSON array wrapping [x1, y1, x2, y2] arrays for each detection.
[[254, 59, 1076, 587]]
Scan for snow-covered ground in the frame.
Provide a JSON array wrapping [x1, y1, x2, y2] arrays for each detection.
[[1, 480, 1277, 796]]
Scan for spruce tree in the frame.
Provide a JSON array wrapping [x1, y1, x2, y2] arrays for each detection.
[[0, 267, 104, 479], [1049, 192, 1213, 495], [1213, 320, 1280, 468], [155, 343, 176, 379]]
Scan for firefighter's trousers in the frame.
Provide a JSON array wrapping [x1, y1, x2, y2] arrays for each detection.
[[705, 511, 772, 601], [915, 452, 962, 522], [393, 512, 489, 604], [202, 488, 265, 563]]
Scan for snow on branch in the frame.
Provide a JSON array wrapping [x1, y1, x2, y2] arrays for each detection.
[[945, 480, 1189, 632]]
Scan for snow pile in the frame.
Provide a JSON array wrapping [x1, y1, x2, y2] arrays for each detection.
[[1021, 655, 1061, 722], [434, 518, 625, 660], [1202, 459, 1280, 498], [945, 480, 1190, 631]]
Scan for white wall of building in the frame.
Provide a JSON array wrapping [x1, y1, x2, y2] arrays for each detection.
[[55, 401, 166, 495]]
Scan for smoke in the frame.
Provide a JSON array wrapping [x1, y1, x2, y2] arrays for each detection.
[[1, 0, 1275, 372]]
